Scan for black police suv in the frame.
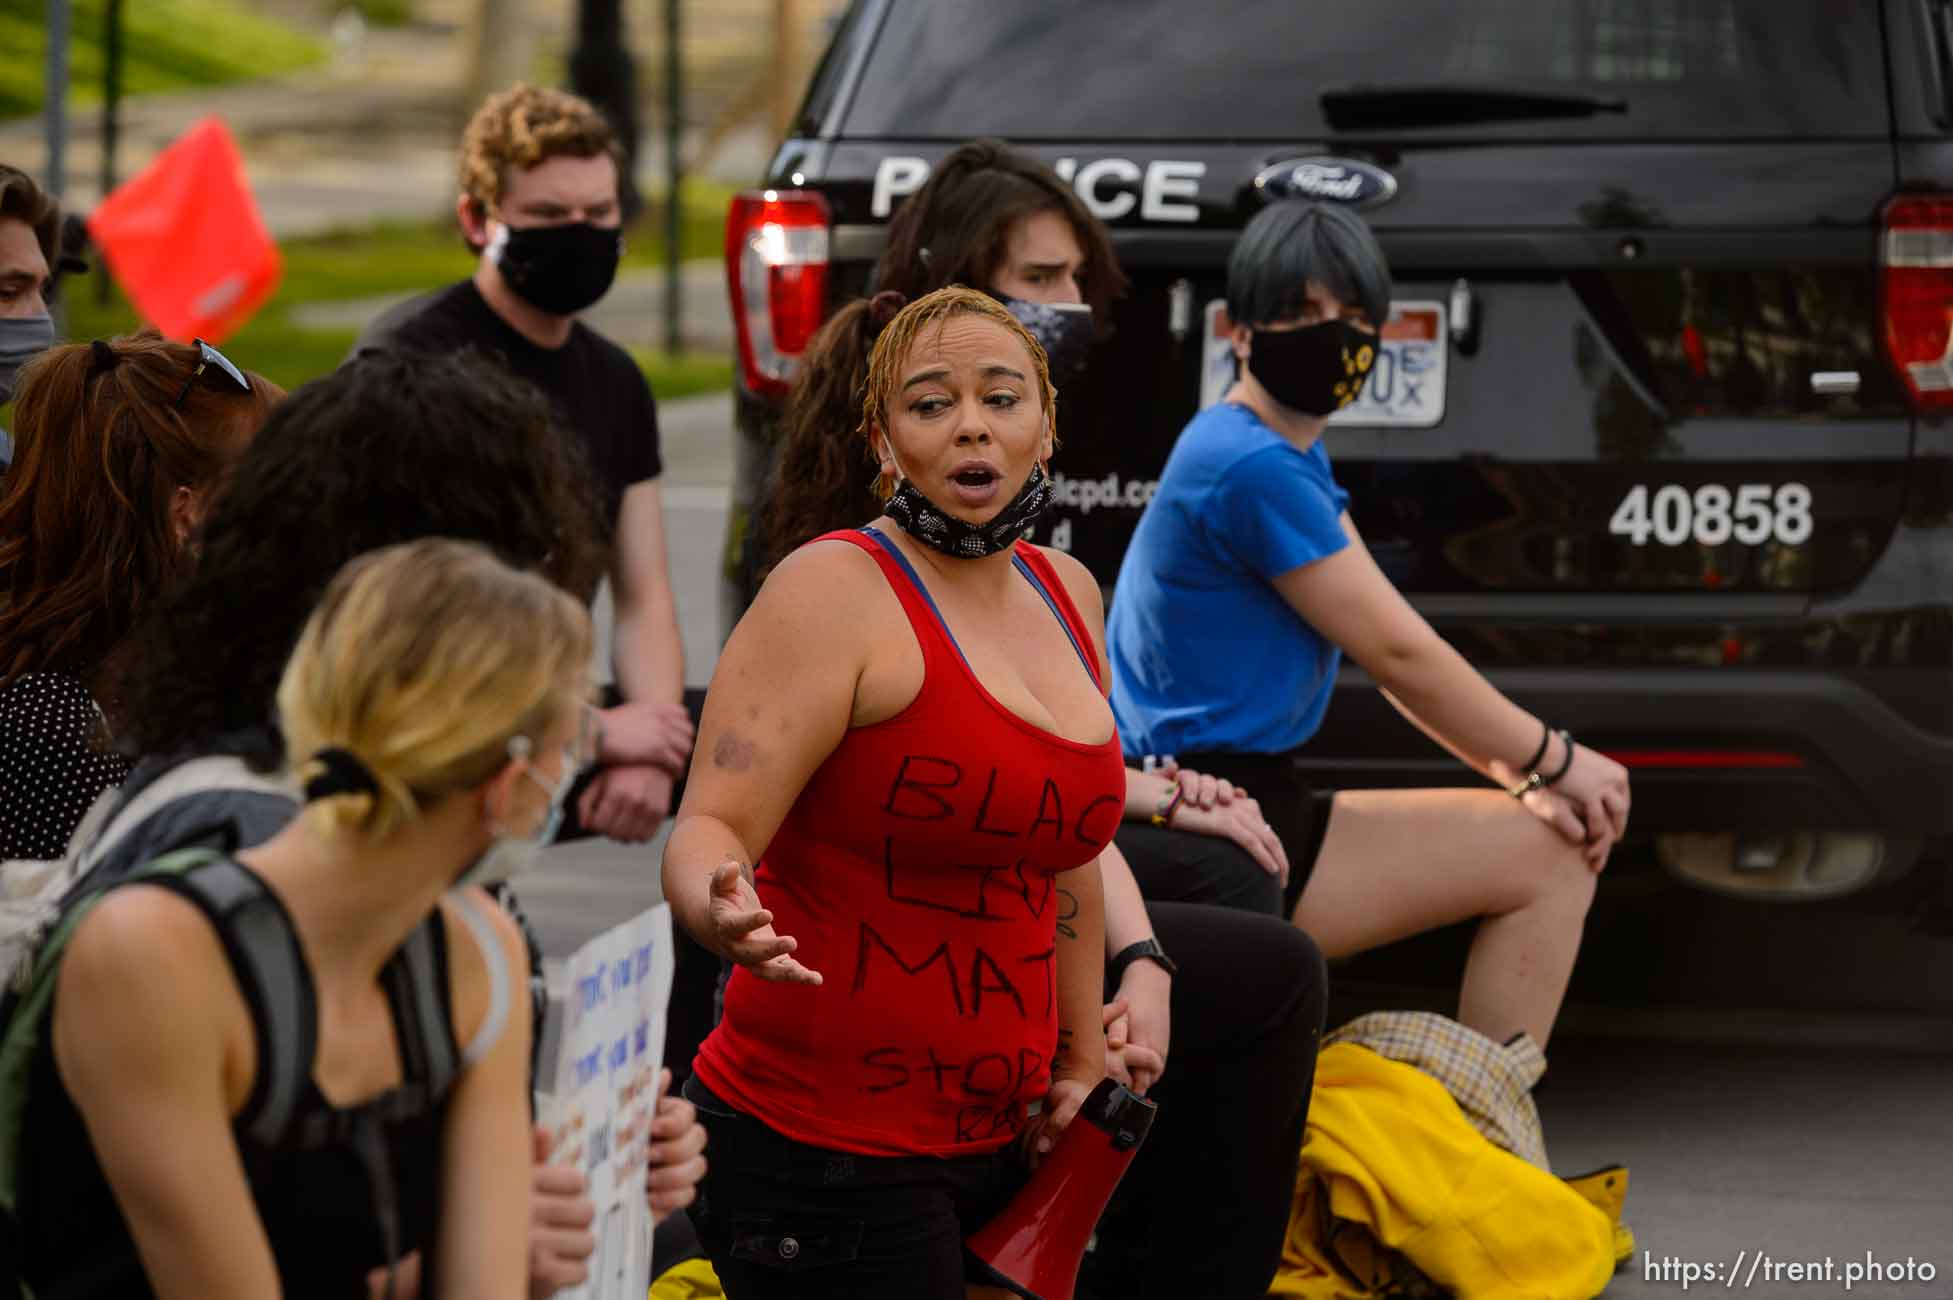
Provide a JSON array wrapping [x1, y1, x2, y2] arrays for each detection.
[[719, 0, 1953, 966]]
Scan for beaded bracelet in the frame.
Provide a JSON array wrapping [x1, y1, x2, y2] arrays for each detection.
[[1151, 784, 1187, 828]]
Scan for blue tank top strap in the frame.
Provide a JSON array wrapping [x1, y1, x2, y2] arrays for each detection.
[[859, 526, 972, 671], [1010, 552, 1095, 679], [858, 527, 1095, 679]]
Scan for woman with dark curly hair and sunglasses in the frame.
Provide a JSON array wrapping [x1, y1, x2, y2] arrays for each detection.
[[0, 331, 279, 860]]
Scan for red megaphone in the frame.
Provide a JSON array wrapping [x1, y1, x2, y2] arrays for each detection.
[[966, 1079, 1157, 1300]]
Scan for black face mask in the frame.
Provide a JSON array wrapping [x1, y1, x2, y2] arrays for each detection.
[[490, 221, 623, 316], [886, 462, 1053, 559], [1245, 318, 1377, 417], [998, 297, 1096, 377]]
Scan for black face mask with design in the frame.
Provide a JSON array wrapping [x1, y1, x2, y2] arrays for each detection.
[[886, 462, 1054, 559], [490, 221, 623, 316], [997, 297, 1097, 377], [1245, 318, 1378, 417]]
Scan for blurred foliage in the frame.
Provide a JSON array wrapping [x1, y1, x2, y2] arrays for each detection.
[[626, 350, 732, 401], [0, 0, 326, 119], [330, 0, 414, 27]]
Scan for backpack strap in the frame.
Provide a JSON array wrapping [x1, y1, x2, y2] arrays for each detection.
[[380, 915, 459, 1110], [448, 890, 512, 1068], [145, 864, 462, 1153], [136, 858, 317, 1149], [0, 846, 229, 1229], [72, 757, 293, 880]]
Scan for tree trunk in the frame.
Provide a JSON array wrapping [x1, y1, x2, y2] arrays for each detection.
[[769, 0, 799, 137], [465, 0, 531, 113]]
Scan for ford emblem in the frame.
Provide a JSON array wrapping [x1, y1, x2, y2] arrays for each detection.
[[1254, 156, 1398, 209]]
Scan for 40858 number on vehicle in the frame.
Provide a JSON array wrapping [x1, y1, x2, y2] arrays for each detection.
[[1607, 483, 1812, 548]]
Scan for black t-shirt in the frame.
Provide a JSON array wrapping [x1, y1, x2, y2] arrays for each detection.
[[358, 280, 661, 526]]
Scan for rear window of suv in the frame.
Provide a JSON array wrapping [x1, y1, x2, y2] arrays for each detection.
[[842, 0, 1888, 142]]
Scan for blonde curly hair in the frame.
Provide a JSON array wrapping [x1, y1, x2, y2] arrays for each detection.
[[459, 83, 620, 217], [859, 286, 1058, 501], [281, 539, 592, 844]]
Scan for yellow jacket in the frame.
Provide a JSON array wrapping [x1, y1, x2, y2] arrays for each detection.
[[648, 1256, 723, 1299], [1271, 1043, 1617, 1300]]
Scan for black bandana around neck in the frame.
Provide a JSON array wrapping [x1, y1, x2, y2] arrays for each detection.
[[885, 463, 1053, 559]]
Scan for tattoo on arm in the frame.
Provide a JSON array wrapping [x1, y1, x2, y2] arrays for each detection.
[[712, 731, 757, 772], [1055, 888, 1079, 941]]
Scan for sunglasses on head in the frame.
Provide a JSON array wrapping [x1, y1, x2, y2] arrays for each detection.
[[173, 337, 251, 408]]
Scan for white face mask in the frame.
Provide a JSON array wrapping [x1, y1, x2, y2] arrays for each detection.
[[456, 728, 586, 889]]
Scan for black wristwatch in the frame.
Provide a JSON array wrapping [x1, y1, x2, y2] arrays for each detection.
[[1109, 938, 1178, 984]]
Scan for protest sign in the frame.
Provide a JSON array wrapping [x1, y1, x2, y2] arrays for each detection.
[[544, 904, 675, 1300]]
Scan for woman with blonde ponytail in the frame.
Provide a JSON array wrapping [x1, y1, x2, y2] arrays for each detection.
[[19, 538, 595, 1300]]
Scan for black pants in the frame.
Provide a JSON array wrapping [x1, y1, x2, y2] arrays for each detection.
[[1114, 823, 1285, 917], [682, 1076, 1027, 1299], [683, 800, 1326, 1296], [1085, 900, 1326, 1299], [1160, 749, 1337, 918]]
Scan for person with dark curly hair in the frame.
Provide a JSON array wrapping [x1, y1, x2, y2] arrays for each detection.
[[0, 331, 279, 860], [122, 348, 606, 775]]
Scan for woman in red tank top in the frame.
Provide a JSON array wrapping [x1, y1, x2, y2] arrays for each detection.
[[664, 286, 1124, 1298]]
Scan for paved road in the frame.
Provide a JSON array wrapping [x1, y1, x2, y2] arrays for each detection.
[[521, 391, 1953, 1297]]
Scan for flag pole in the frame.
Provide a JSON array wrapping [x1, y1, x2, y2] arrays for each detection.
[[44, 0, 70, 331]]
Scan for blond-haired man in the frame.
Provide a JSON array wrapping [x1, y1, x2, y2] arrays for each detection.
[[362, 85, 691, 845]]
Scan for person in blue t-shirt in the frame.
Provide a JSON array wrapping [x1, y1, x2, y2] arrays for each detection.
[[1107, 201, 1632, 1049]]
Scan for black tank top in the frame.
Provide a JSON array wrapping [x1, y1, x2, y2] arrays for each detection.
[[17, 902, 456, 1298]]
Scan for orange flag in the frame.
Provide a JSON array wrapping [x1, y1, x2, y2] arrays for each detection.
[[86, 116, 281, 344]]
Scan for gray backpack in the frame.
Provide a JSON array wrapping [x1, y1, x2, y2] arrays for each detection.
[[0, 847, 458, 1298], [1, 755, 293, 986]]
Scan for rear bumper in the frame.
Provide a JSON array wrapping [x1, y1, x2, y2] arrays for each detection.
[[1304, 667, 1953, 836]]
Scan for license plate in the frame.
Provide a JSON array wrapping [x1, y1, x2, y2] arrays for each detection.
[[1199, 299, 1448, 428]]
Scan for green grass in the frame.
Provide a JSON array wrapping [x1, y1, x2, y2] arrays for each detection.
[[340, 0, 414, 25], [51, 197, 737, 396], [628, 350, 732, 401], [0, 0, 326, 120], [56, 279, 360, 394], [626, 179, 738, 266]]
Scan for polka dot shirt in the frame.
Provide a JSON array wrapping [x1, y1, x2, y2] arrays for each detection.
[[0, 672, 133, 861]]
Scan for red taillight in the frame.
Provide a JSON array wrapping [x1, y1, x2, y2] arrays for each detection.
[[725, 190, 831, 400], [1881, 195, 1953, 413]]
